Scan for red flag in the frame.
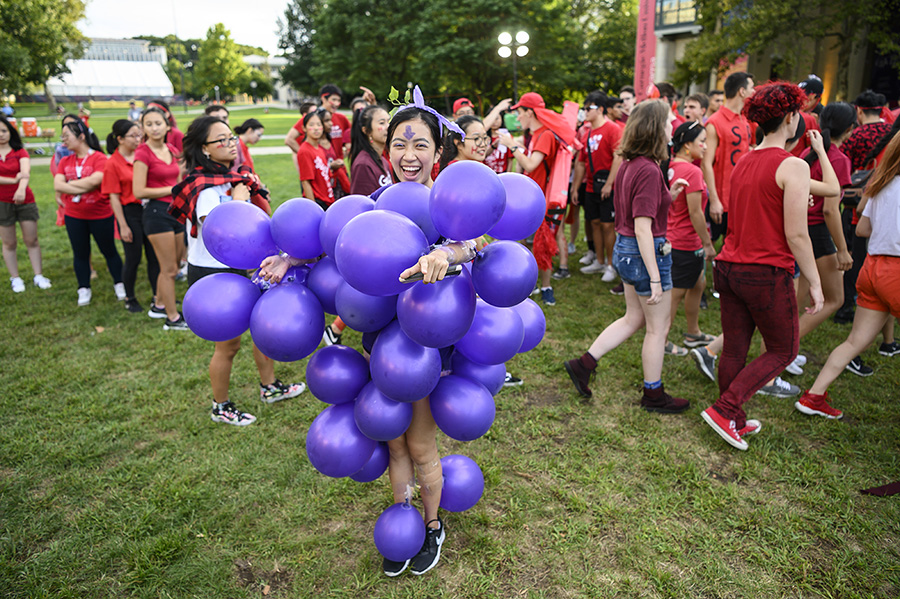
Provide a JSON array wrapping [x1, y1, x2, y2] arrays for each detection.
[[634, 0, 657, 102]]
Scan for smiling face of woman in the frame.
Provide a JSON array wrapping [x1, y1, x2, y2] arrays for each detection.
[[455, 121, 489, 163], [389, 118, 440, 186]]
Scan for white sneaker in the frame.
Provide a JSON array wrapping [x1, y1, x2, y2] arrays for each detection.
[[567, 242, 576, 254], [578, 250, 595, 265], [10, 277, 25, 293], [33, 274, 52, 289], [601, 264, 617, 282], [77, 287, 92, 306], [114, 282, 127, 301], [785, 354, 805, 376], [580, 260, 606, 274]]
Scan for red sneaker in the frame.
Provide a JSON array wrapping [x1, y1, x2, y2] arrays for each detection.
[[737, 419, 762, 437], [701, 407, 748, 450], [795, 391, 843, 419]]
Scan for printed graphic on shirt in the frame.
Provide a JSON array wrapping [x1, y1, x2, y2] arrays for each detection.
[[315, 154, 334, 200]]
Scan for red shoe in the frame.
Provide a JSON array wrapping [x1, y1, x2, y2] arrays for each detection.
[[737, 419, 762, 437], [795, 391, 843, 419], [701, 407, 748, 450]]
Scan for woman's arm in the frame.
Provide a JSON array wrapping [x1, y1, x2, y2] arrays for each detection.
[[779, 157, 823, 315], [634, 217, 663, 304], [483, 99, 512, 131], [600, 155, 623, 200], [685, 191, 716, 259], [53, 171, 103, 194], [807, 130, 840, 197], [701, 124, 722, 223], [399, 240, 479, 284], [109, 193, 132, 243], [822, 193, 851, 269], [132, 160, 174, 199], [13, 157, 30, 203], [300, 180, 315, 200]]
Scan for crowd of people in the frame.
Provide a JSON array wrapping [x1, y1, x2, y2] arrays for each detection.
[[2, 76, 898, 576]]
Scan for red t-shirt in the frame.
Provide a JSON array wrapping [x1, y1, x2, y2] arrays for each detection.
[[666, 160, 708, 251], [0, 148, 35, 204], [134, 143, 179, 204], [58, 151, 110, 220], [707, 106, 752, 212], [330, 112, 351, 159], [484, 139, 512, 174], [297, 141, 334, 204], [100, 149, 138, 206], [717, 147, 794, 272], [167, 128, 184, 154], [323, 143, 350, 193], [525, 126, 559, 197], [800, 144, 852, 225], [580, 120, 622, 193], [613, 156, 670, 238], [788, 112, 821, 158], [291, 119, 307, 147]]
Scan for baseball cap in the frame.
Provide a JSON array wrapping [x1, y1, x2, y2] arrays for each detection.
[[798, 75, 824, 96], [452, 97, 474, 114], [510, 92, 546, 110]]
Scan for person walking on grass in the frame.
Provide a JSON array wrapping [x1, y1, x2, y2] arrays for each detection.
[[564, 100, 691, 414], [699, 82, 833, 451]]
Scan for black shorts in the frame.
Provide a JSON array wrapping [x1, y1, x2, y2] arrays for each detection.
[[0, 202, 39, 226], [187, 263, 247, 287], [584, 191, 615, 223], [809, 222, 836, 259], [143, 200, 186, 236], [671, 248, 705, 289]]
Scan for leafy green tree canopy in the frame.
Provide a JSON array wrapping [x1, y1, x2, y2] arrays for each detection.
[[194, 24, 253, 100]]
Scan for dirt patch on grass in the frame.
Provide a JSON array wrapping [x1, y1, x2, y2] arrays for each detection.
[[234, 559, 293, 595]]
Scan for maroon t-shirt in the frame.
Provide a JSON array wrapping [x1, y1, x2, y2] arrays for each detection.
[[613, 156, 670, 238], [800, 144, 852, 225], [350, 150, 392, 196], [0, 148, 35, 204], [134, 143, 179, 204]]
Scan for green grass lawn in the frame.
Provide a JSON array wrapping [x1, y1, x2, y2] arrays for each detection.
[[1, 156, 898, 598]]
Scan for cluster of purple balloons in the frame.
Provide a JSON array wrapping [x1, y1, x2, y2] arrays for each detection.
[[179, 164, 548, 563]]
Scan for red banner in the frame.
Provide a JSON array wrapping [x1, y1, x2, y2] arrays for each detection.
[[634, 0, 657, 102]]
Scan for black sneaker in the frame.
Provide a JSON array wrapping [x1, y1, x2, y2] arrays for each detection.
[[323, 326, 342, 346], [879, 341, 900, 357], [163, 314, 190, 331], [503, 372, 523, 387], [845, 356, 874, 377], [610, 283, 624, 296], [832, 306, 855, 325], [210, 401, 256, 426], [551, 267, 570, 280], [124, 298, 144, 313], [409, 519, 445, 576], [382, 557, 410, 577], [260, 379, 306, 403], [148, 304, 167, 319]]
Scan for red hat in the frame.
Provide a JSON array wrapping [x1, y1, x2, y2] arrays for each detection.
[[452, 97, 474, 114], [510, 92, 546, 110]]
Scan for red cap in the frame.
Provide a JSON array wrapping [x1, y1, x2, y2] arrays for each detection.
[[452, 97, 474, 114], [510, 92, 545, 110]]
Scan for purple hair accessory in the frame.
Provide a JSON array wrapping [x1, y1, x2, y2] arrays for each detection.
[[395, 85, 465, 140]]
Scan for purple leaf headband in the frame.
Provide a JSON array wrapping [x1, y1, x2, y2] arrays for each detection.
[[394, 85, 465, 140]]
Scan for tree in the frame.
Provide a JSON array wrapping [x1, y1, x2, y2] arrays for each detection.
[[277, 0, 323, 95], [193, 24, 253, 100], [0, 0, 87, 111], [575, 0, 639, 95], [243, 69, 275, 100]]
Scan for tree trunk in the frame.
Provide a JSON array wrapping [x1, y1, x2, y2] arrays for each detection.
[[44, 82, 57, 115]]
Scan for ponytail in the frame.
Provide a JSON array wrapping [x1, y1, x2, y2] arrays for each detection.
[[106, 119, 135, 154], [805, 102, 855, 166]]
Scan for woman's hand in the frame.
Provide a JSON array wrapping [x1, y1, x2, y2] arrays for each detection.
[[359, 86, 377, 105], [399, 250, 450, 284], [702, 242, 717, 262], [806, 282, 825, 315], [669, 178, 689, 200], [120, 224, 133, 243], [329, 160, 343, 171], [232, 183, 250, 202], [13, 188, 26, 204], [647, 281, 663, 305], [835, 249, 853, 271], [258, 255, 289, 283], [55, 193, 64, 208], [497, 131, 517, 149], [808, 129, 825, 155]]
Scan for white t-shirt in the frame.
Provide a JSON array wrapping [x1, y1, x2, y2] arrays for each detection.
[[862, 176, 900, 257], [187, 183, 235, 268]]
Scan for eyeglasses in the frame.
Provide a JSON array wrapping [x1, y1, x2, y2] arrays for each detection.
[[467, 135, 491, 147], [125, 134, 143, 139], [202, 135, 238, 147]]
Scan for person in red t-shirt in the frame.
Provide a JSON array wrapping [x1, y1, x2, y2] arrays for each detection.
[[234, 118, 264, 175], [0, 115, 51, 292], [702, 72, 755, 239], [565, 100, 691, 414], [284, 101, 317, 159], [570, 91, 623, 281], [133, 106, 186, 329], [53, 119, 124, 307], [318, 84, 352, 157], [296, 111, 334, 209], [317, 109, 351, 199], [146, 99, 184, 154], [700, 82, 834, 451]]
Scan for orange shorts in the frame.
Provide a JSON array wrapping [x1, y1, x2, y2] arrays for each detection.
[[856, 254, 900, 317]]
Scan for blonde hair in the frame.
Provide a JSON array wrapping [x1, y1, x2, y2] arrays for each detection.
[[617, 100, 670, 162]]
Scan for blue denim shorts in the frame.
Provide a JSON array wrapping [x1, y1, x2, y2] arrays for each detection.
[[613, 234, 673, 296]]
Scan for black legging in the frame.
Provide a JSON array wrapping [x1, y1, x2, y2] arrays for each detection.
[[840, 207, 867, 312], [121, 203, 159, 299], [64, 215, 123, 288]]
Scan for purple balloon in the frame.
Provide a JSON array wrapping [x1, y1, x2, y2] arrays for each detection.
[[488, 173, 547, 240], [319, 194, 375, 257], [396, 268, 476, 348], [354, 381, 414, 441], [429, 375, 496, 441], [202, 201, 278, 269], [306, 256, 344, 314], [450, 352, 506, 396], [249, 283, 325, 362], [306, 345, 370, 405], [270, 198, 325, 259], [472, 241, 538, 308], [370, 320, 442, 403], [440, 454, 485, 512], [430, 161, 506, 240], [454, 299, 525, 365], [183, 273, 261, 342], [349, 442, 389, 483], [335, 281, 398, 333], [334, 210, 429, 297], [511, 298, 546, 353], [375, 182, 439, 244], [374, 503, 426, 562], [306, 403, 377, 478]]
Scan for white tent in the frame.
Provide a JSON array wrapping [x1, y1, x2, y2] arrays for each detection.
[[47, 60, 173, 98]]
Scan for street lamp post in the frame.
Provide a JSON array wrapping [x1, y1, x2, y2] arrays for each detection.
[[249, 80, 257, 103], [498, 30, 529, 103], [214, 85, 220, 103]]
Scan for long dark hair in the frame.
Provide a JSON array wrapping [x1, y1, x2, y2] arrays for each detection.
[[106, 119, 137, 154], [351, 105, 388, 172], [671, 120, 704, 154], [0, 115, 23, 151], [234, 118, 263, 135], [862, 118, 900, 167], [439, 115, 481, 171], [182, 116, 230, 172], [805, 102, 856, 167]]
